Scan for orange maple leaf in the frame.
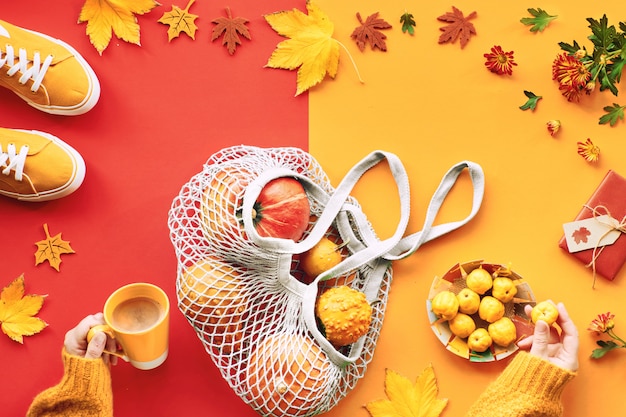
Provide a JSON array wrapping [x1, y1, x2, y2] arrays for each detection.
[[158, 0, 199, 41], [365, 366, 448, 417], [437, 6, 477, 49], [0, 275, 47, 343], [211, 7, 251, 55], [78, 0, 160, 54], [34, 224, 75, 272], [350, 12, 392, 52]]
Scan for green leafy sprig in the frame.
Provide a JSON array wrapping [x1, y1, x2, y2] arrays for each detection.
[[400, 11, 416, 35], [558, 16, 626, 96], [599, 103, 626, 126], [519, 90, 542, 111], [520, 8, 557, 33]]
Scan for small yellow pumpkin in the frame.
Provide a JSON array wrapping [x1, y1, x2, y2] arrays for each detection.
[[315, 286, 372, 347]]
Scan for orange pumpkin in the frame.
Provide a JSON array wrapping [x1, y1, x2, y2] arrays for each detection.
[[201, 168, 310, 245], [247, 333, 330, 416], [201, 166, 251, 245], [177, 257, 247, 353]]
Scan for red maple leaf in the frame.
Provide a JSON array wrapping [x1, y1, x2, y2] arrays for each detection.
[[350, 12, 392, 52], [211, 7, 251, 55], [437, 6, 477, 49], [572, 227, 592, 244]]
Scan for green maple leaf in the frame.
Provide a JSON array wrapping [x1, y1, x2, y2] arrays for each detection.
[[598, 103, 625, 126], [400, 11, 416, 35], [519, 90, 542, 111], [520, 8, 557, 33]]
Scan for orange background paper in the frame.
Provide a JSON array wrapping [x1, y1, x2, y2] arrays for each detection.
[[2, 1, 626, 416], [310, 1, 626, 417]]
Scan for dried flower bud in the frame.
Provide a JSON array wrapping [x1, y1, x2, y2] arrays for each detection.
[[574, 49, 586, 59], [546, 120, 561, 136], [585, 81, 596, 94]]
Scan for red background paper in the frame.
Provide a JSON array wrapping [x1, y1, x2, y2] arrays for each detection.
[[558, 170, 626, 280], [1, 1, 305, 415]]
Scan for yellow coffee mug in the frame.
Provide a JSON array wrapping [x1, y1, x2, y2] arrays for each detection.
[[88, 282, 170, 370]]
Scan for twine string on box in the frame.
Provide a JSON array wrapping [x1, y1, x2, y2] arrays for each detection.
[[583, 205, 626, 288]]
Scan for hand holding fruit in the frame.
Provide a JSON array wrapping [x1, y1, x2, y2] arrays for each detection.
[[518, 302, 579, 372], [530, 300, 560, 326]]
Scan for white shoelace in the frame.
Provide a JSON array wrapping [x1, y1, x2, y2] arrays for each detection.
[[0, 143, 29, 181], [1, 44, 52, 92]]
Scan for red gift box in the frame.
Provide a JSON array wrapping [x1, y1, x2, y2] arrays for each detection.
[[558, 170, 626, 281]]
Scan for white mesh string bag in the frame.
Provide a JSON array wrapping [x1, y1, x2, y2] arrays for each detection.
[[168, 145, 484, 417]]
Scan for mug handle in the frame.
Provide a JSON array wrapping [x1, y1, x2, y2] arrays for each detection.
[[87, 324, 130, 362]]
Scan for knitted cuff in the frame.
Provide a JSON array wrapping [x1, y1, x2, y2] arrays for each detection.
[[59, 348, 113, 404], [499, 351, 576, 401]]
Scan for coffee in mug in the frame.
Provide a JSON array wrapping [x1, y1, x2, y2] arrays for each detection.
[[111, 297, 164, 333]]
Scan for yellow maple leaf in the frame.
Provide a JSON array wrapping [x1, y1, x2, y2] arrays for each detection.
[[264, 1, 361, 96], [365, 365, 448, 417], [34, 224, 75, 272], [78, 0, 160, 55], [0, 275, 47, 343], [158, 0, 199, 41]]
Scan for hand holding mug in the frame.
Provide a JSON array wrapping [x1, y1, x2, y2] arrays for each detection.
[[65, 313, 118, 366]]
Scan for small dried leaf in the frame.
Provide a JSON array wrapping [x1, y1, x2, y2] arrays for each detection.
[[34, 224, 75, 272], [0, 275, 47, 343], [437, 6, 477, 49], [351, 12, 392, 52], [211, 7, 251, 55], [158, 0, 199, 41]]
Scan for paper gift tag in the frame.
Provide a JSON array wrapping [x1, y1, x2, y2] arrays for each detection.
[[562, 214, 621, 253]]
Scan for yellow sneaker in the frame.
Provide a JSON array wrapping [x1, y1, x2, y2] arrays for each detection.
[[0, 128, 85, 201], [0, 20, 100, 115]]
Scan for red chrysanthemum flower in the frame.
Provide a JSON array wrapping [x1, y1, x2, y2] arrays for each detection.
[[484, 45, 517, 75], [588, 312, 615, 333], [577, 138, 600, 162], [552, 52, 592, 102]]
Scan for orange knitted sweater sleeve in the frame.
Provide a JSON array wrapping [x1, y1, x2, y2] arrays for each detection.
[[26, 348, 113, 417], [466, 351, 576, 417]]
